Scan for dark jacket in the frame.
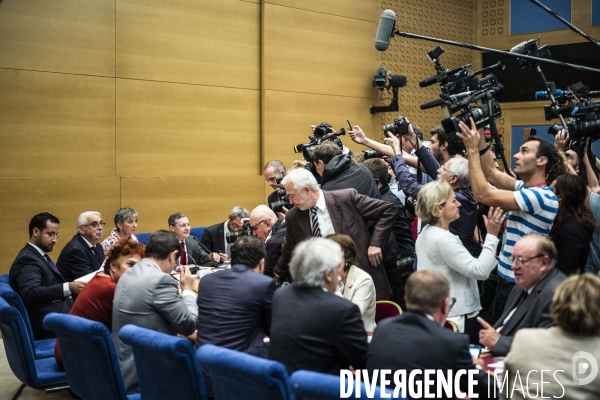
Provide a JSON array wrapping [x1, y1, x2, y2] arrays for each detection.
[[367, 312, 494, 400], [380, 185, 415, 259], [200, 222, 226, 254], [269, 285, 367, 374], [57, 235, 104, 282], [9, 244, 73, 339], [320, 154, 380, 199], [265, 218, 286, 277]]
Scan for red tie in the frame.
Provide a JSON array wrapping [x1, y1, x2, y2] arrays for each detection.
[[180, 241, 187, 265]]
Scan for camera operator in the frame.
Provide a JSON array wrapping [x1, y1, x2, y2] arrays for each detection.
[[553, 130, 580, 175], [263, 160, 286, 209], [428, 126, 465, 165], [200, 206, 250, 262], [248, 205, 286, 278], [312, 142, 380, 199], [385, 121, 479, 257]]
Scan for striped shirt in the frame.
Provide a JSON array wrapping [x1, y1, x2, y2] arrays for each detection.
[[497, 181, 558, 281]]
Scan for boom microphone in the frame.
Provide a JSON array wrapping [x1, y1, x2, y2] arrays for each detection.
[[510, 39, 537, 54], [534, 89, 563, 100], [420, 97, 445, 110], [375, 10, 396, 51]]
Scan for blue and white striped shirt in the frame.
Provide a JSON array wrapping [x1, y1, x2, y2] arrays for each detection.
[[497, 181, 558, 281]]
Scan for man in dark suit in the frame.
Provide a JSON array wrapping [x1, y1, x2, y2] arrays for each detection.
[[195, 235, 276, 397], [57, 211, 106, 282], [269, 238, 368, 374], [263, 160, 286, 210], [200, 206, 249, 262], [478, 234, 566, 356], [274, 168, 397, 300], [249, 205, 286, 277], [9, 212, 85, 339], [168, 212, 218, 266], [367, 270, 494, 399]]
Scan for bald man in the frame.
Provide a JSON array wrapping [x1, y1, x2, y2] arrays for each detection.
[[249, 205, 286, 277]]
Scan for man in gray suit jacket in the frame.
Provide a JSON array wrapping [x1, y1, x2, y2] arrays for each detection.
[[477, 234, 566, 356], [112, 230, 198, 393], [274, 168, 397, 300]]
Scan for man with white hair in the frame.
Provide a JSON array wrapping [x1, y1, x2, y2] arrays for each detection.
[[249, 205, 286, 277], [57, 211, 105, 282], [269, 238, 368, 374], [274, 168, 397, 300]]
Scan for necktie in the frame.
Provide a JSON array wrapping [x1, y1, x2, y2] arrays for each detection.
[[310, 206, 321, 237], [44, 254, 62, 277], [180, 241, 187, 265]]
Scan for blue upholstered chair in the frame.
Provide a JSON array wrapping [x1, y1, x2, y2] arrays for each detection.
[[43, 313, 140, 400], [119, 324, 208, 400], [289, 370, 401, 400], [0, 298, 68, 396], [0, 273, 9, 284], [0, 283, 56, 359], [196, 344, 293, 400]]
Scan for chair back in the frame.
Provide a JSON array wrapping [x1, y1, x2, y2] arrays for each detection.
[[375, 300, 402, 324], [289, 370, 401, 400], [119, 324, 207, 400], [0, 273, 9, 284], [196, 344, 293, 400], [43, 313, 131, 400], [444, 320, 458, 332], [0, 298, 67, 390], [0, 283, 55, 359]]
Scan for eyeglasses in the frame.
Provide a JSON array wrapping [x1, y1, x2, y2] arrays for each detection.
[[511, 254, 544, 266], [251, 219, 267, 231], [81, 221, 105, 228], [230, 221, 242, 230], [449, 297, 457, 310], [46, 232, 60, 239]]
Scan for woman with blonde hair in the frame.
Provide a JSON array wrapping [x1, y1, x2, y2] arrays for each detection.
[[415, 180, 505, 332]]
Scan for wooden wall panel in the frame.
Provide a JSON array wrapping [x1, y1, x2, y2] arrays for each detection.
[[263, 90, 381, 169], [0, 177, 120, 274], [0, 0, 115, 76], [263, 4, 378, 97], [116, 0, 260, 88], [116, 79, 260, 176], [120, 176, 265, 234], [0, 70, 116, 177], [266, 0, 377, 22]]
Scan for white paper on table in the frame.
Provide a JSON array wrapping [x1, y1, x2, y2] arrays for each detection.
[[74, 268, 101, 283]]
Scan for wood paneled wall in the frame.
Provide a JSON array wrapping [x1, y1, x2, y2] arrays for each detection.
[[0, 0, 477, 273], [475, 0, 600, 162]]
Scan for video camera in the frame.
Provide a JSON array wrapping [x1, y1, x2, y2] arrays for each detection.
[[270, 188, 292, 213], [543, 82, 600, 141], [294, 122, 346, 163], [419, 47, 505, 134]]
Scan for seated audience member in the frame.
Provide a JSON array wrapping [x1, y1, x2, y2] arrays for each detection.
[[274, 168, 397, 300], [504, 274, 600, 399], [57, 211, 106, 281], [263, 160, 287, 209], [249, 205, 286, 277], [101, 207, 139, 252], [200, 206, 250, 262], [269, 238, 368, 374], [9, 212, 85, 339], [196, 236, 276, 397], [367, 271, 493, 400], [327, 234, 376, 332], [112, 230, 198, 393], [550, 174, 594, 275], [478, 234, 567, 357], [55, 238, 145, 370], [312, 142, 380, 199], [168, 212, 219, 266], [415, 180, 505, 332]]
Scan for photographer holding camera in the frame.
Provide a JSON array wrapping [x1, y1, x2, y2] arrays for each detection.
[[263, 160, 287, 210], [312, 142, 380, 198], [200, 206, 250, 261]]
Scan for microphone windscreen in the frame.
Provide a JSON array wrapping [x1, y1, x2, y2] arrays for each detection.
[[420, 98, 444, 110], [375, 10, 396, 51]]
